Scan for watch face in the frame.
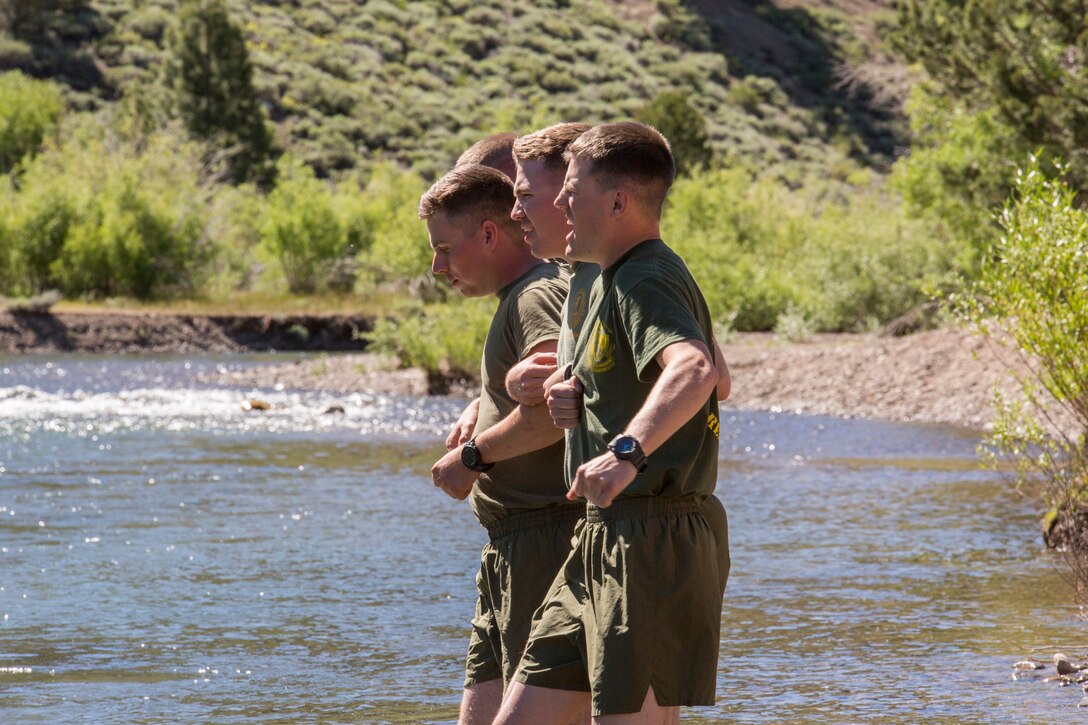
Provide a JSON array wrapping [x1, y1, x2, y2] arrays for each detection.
[[613, 437, 637, 455], [461, 445, 478, 468]]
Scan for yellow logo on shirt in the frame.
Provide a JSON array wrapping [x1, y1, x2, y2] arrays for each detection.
[[707, 411, 720, 438], [568, 288, 587, 334], [588, 319, 615, 373]]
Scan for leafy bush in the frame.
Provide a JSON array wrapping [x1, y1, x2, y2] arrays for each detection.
[[962, 159, 1088, 600], [354, 162, 431, 290], [890, 84, 1022, 273], [5, 118, 213, 299], [636, 89, 711, 176], [663, 165, 952, 332], [0, 71, 65, 173], [260, 157, 365, 294], [364, 297, 494, 377]]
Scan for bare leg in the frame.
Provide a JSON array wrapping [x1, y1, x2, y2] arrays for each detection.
[[493, 681, 590, 725], [593, 686, 679, 725], [459, 680, 504, 725]]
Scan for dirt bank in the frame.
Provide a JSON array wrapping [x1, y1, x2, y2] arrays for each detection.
[[0, 310, 375, 353]]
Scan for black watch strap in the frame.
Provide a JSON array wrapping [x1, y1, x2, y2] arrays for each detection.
[[461, 437, 494, 473]]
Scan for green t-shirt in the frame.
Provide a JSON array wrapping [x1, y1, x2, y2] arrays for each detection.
[[557, 261, 599, 367], [471, 262, 570, 525], [568, 239, 719, 500]]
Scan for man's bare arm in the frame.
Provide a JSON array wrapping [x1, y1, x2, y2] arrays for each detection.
[[446, 397, 480, 450], [475, 339, 563, 463], [504, 351, 558, 406], [430, 340, 561, 500]]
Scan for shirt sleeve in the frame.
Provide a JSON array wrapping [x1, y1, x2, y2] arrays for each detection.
[[617, 274, 708, 382], [509, 277, 565, 359]]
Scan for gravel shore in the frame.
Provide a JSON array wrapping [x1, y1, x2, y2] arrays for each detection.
[[207, 327, 1069, 433]]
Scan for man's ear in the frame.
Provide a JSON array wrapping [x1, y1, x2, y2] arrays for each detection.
[[480, 220, 499, 250], [611, 188, 630, 218]]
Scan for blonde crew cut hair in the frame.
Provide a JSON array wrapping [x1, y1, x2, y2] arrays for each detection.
[[418, 163, 521, 238], [512, 122, 592, 171]]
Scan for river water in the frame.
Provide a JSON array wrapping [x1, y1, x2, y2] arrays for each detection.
[[0, 355, 1081, 723]]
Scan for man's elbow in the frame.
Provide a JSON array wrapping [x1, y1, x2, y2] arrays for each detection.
[[716, 373, 731, 402], [687, 352, 717, 397]]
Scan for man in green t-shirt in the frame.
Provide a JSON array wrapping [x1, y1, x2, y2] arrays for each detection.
[[504, 127, 732, 594], [495, 123, 725, 723], [418, 163, 582, 725]]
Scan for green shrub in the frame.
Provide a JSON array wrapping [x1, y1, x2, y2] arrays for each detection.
[[891, 84, 1022, 274], [364, 297, 494, 376], [5, 119, 213, 299], [354, 162, 431, 289], [0, 71, 65, 173], [962, 159, 1088, 599], [636, 89, 711, 176], [260, 157, 364, 294], [663, 165, 952, 332]]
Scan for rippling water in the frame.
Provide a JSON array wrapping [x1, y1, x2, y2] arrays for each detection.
[[0, 354, 1079, 723]]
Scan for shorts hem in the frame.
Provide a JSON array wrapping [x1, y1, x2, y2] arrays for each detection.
[[462, 673, 503, 689], [592, 696, 715, 716], [514, 668, 592, 693]]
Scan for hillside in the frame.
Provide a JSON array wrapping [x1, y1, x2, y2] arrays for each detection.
[[0, 0, 906, 179]]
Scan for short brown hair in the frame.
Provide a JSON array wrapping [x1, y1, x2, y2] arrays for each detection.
[[419, 163, 520, 237], [456, 132, 517, 180], [565, 122, 676, 215], [512, 122, 591, 171]]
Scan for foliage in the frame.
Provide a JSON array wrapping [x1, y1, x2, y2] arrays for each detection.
[[890, 84, 1021, 270], [364, 298, 494, 377], [0, 71, 64, 173], [4, 117, 212, 298], [635, 89, 711, 176], [892, 0, 1088, 269], [353, 162, 431, 290], [14, 0, 894, 182], [260, 157, 365, 294], [663, 165, 953, 333], [0, 0, 80, 34], [167, 0, 274, 186], [962, 159, 1088, 599]]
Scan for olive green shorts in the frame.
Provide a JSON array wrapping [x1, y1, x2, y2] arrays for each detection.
[[700, 494, 730, 597], [464, 503, 585, 688], [514, 495, 726, 716]]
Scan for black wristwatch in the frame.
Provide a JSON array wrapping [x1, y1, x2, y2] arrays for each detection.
[[607, 433, 648, 473], [461, 437, 494, 473]]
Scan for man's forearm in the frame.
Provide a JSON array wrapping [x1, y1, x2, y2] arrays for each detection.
[[625, 342, 717, 455], [473, 401, 564, 463]]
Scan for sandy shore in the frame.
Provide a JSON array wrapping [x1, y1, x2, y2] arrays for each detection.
[[208, 327, 1067, 433]]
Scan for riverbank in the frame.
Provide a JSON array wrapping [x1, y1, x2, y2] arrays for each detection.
[[0, 309, 374, 353], [212, 327, 1063, 432], [0, 310, 1063, 432]]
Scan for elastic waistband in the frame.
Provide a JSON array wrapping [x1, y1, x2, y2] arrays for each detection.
[[485, 502, 585, 541], [586, 495, 700, 524]]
